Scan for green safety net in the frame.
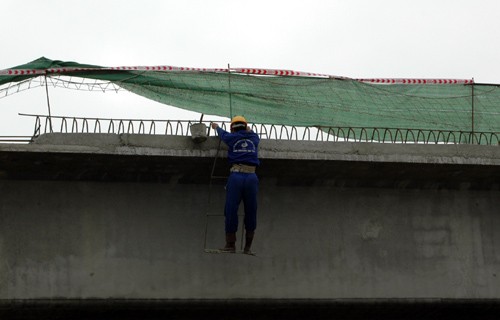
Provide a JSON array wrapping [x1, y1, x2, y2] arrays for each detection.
[[1, 57, 499, 142]]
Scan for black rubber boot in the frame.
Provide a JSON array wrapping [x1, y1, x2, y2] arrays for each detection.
[[222, 233, 236, 253], [244, 231, 254, 254]]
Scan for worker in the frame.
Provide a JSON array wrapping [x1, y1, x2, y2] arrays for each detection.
[[211, 116, 260, 254]]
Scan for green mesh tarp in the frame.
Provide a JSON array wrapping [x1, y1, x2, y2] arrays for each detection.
[[1, 57, 499, 137]]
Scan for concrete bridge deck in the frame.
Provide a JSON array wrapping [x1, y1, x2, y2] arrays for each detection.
[[1, 133, 499, 319]]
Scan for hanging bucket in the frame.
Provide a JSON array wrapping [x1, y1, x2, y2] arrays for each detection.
[[190, 123, 208, 143]]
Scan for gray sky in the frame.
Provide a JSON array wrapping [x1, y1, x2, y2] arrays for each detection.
[[1, 0, 500, 136]]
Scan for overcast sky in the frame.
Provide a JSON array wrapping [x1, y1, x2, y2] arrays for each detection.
[[1, 0, 500, 136]]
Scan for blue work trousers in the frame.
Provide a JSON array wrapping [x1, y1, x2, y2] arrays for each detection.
[[224, 172, 259, 233]]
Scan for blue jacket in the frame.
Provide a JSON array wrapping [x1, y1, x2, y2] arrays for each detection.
[[216, 127, 260, 166]]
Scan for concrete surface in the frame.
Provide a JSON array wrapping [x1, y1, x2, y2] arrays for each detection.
[[24, 133, 500, 165], [0, 133, 500, 317]]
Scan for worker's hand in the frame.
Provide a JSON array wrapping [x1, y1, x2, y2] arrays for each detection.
[[211, 122, 218, 129]]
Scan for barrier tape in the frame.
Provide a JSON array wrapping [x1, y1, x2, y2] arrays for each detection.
[[0, 65, 473, 84], [356, 78, 473, 85], [0, 66, 228, 75], [233, 68, 331, 78]]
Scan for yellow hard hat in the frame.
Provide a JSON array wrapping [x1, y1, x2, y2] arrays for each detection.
[[230, 115, 248, 132], [231, 115, 247, 125]]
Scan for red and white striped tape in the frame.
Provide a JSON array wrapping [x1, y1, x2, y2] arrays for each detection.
[[356, 78, 473, 85], [0, 65, 329, 77], [233, 68, 331, 78], [0, 66, 228, 75], [106, 66, 229, 72], [0, 69, 46, 76], [0, 65, 473, 85]]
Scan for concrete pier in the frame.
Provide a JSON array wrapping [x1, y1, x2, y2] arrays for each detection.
[[1, 133, 499, 318]]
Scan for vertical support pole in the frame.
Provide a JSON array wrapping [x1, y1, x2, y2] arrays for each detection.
[[227, 63, 244, 250], [44, 74, 53, 133], [228, 63, 233, 119], [471, 78, 475, 143]]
